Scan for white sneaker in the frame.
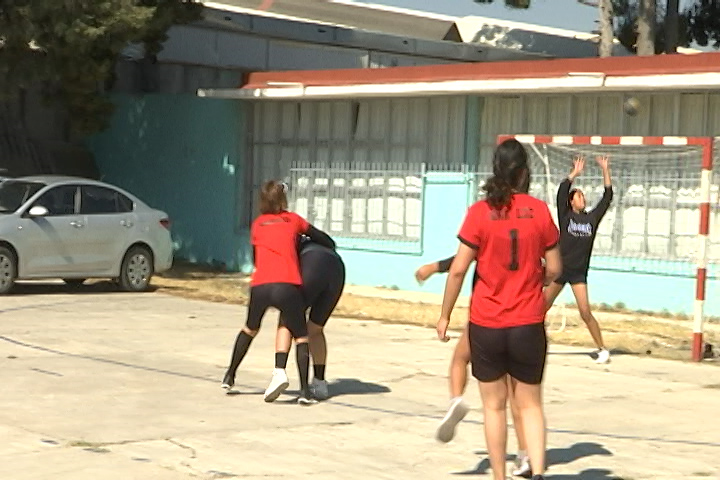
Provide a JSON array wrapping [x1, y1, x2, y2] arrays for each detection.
[[595, 348, 611, 364], [512, 454, 532, 478], [263, 369, 289, 403], [311, 378, 329, 400], [435, 397, 469, 443]]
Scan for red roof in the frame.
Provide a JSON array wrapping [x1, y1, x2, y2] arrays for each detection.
[[242, 51, 720, 89]]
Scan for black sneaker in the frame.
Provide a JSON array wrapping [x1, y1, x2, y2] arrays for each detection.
[[531, 475, 544, 480], [221, 371, 234, 390]]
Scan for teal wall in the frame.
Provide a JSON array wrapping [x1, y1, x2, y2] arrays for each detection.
[[87, 94, 252, 271]]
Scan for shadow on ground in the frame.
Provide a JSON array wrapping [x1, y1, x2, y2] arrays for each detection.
[[548, 349, 639, 359], [282, 378, 391, 401], [455, 442, 613, 476]]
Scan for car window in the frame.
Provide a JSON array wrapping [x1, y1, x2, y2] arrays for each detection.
[[34, 186, 79, 216], [117, 192, 134, 213], [0, 181, 46, 213], [81, 186, 125, 215]]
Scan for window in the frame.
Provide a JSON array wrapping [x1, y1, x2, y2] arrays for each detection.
[[117, 192, 134, 213], [34, 186, 79, 216], [0, 181, 46, 213], [81, 186, 130, 214]]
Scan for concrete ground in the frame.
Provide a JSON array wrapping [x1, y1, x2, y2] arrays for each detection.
[[1, 285, 719, 480]]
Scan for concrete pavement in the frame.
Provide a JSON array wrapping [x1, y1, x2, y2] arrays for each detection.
[[1, 287, 719, 479]]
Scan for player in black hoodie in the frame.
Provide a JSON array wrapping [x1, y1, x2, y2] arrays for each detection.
[[544, 155, 613, 364]]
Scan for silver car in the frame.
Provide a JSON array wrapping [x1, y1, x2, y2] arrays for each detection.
[[0, 176, 173, 293]]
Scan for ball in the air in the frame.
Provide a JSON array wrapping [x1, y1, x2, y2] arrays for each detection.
[[623, 97, 640, 116]]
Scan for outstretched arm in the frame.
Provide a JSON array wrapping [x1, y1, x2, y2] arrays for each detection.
[[558, 155, 585, 218], [590, 155, 614, 223], [415, 256, 455, 284]]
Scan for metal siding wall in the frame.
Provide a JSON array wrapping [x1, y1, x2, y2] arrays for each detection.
[[250, 96, 466, 178]]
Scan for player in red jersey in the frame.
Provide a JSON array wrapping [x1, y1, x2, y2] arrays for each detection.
[[416, 259, 531, 477], [221, 180, 335, 405], [437, 139, 562, 480]]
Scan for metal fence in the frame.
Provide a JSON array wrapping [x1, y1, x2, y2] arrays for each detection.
[[288, 162, 424, 252]]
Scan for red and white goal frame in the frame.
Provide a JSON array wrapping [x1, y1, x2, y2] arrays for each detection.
[[498, 134, 715, 362]]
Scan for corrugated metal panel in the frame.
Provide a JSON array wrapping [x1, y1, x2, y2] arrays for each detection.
[[248, 96, 467, 217], [477, 92, 720, 169]]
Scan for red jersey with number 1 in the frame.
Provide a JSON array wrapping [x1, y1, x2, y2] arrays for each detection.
[[458, 194, 559, 328], [251, 211, 310, 287]]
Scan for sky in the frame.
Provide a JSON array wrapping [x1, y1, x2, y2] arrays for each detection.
[[351, 0, 697, 35]]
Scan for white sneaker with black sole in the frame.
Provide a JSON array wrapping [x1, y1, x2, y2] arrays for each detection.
[[436, 397, 469, 443], [595, 348, 611, 364], [512, 454, 532, 478], [263, 369, 289, 403]]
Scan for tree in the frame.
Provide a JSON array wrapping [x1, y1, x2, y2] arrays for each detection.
[[599, 0, 615, 57], [665, 0, 680, 52], [0, 1, 203, 136], [636, 0, 657, 55], [686, 0, 720, 49]]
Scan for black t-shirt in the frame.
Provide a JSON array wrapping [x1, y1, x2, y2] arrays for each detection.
[[556, 179, 613, 275]]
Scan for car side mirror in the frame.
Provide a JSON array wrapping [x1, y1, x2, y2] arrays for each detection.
[[28, 205, 49, 217]]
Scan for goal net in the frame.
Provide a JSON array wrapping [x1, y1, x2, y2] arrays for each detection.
[[494, 135, 718, 362], [494, 135, 719, 279]]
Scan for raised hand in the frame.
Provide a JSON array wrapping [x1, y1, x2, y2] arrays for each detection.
[[596, 155, 610, 171], [569, 155, 585, 180]]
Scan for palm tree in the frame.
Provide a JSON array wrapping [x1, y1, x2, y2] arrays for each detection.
[[636, 0, 656, 55], [598, 0, 615, 57]]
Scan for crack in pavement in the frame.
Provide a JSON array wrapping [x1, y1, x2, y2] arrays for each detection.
[[167, 438, 197, 459]]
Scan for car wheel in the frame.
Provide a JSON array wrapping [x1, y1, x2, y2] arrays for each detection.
[[63, 278, 86, 287], [119, 246, 153, 292], [0, 246, 16, 294]]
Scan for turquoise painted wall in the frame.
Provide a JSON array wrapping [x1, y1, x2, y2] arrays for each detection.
[[336, 175, 720, 317], [87, 94, 252, 271]]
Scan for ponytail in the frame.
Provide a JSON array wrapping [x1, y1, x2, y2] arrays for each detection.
[[482, 175, 514, 209]]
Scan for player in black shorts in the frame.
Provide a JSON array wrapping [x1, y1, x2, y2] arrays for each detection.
[[275, 235, 345, 401], [544, 154, 613, 364], [416, 258, 531, 477]]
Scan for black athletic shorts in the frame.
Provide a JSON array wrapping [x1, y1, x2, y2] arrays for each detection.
[[246, 283, 307, 338], [300, 249, 345, 327], [554, 269, 588, 286], [469, 321, 547, 385]]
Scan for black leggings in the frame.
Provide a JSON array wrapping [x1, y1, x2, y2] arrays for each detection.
[[246, 283, 307, 339], [301, 251, 345, 327]]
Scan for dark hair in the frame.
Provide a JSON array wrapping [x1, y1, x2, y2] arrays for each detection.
[[259, 180, 288, 214], [482, 139, 530, 209], [569, 188, 579, 207]]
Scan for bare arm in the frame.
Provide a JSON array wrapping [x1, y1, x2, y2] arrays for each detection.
[[544, 244, 562, 285], [437, 244, 476, 341]]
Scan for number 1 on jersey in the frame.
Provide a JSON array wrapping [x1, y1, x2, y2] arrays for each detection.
[[508, 228, 519, 271]]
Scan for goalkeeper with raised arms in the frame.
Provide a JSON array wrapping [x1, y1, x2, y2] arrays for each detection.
[[544, 154, 614, 364]]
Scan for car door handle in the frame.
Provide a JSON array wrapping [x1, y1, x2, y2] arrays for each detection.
[[70, 221, 85, 228], [120, 220, 134, 228]]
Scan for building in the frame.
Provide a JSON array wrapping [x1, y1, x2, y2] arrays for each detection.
[[87, 2, 720, 318]]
